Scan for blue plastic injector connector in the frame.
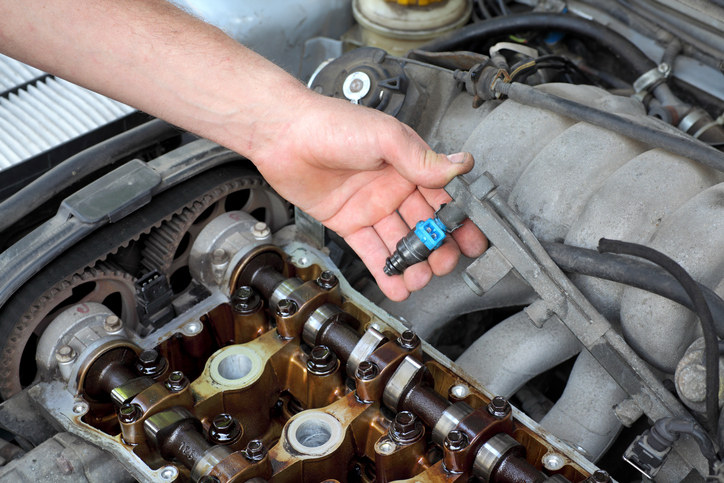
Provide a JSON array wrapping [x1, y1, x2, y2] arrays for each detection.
[[384, 216, 449, 276]]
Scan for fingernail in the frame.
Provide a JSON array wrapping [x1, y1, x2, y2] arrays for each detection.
[[447, 152, 467, 164]]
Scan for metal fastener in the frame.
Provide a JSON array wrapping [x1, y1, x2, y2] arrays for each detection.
[[588, 470, 611, 482], [397, 330, 420, 350], [245, 439, 267, 461], [252, 222, 271, 239], [487, 396, 511, 419], [209, 413, 242, 445], [103, 315, 123, 333], [390, 411, 424, 444], [231, 286, 261, 314], [119, 403, 143, 423], [210, 248, 229, 265], [444, 429, 469, 451], [55, 345, 77, 364], [307, 345, 338, 375], [316, 270, 338, 290], [356, 360, 379, 380], [164, 371, 188, 392], [277, 299, 298, 317], [135, 349, 168, 378]]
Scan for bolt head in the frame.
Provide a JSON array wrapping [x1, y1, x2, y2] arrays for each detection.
[[487, 396, 511, 419], [231, 286, 261, 314], [277, 299, 298, 317], [252, 222, 271, 239], [245, 439, 267, 461], [164, 371, 188, 392], [444, 430, 469, 451], [591, 470, 610, 483], [316, 270, 338, 290], [135, 349, 167, 377], [390, 411, 423, 444], [210, 248, 228, 264], [119, 403, 142, 423], [356, 360, 379, 380], [55, 345, 77, 363], [209, 413, 241, 444], [103, 315, 123, 333], [307, 345, 338, 375], [397, 330, 420, 350]]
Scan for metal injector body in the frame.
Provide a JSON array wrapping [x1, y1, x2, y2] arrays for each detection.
[[384, 199, 467, 276]]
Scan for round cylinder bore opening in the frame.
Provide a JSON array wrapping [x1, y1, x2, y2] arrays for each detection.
[[287, 411, 344, 456], [217, 353, 253, 380], [209, 345, 263, 387], [295, 420, 332, 448]]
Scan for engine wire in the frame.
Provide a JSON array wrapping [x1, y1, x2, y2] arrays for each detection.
[[598, 238, 720, 433]]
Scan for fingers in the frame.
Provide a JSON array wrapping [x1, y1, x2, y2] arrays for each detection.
[[378, 121, 475, 189]]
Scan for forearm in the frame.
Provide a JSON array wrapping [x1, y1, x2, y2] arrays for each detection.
[[0, 0, 312, 158]]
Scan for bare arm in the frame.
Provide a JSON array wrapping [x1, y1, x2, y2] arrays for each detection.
[[0, 0, 487, 300]]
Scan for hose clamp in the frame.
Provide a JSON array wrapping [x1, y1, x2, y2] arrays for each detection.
[[633, 64, 670, 95]]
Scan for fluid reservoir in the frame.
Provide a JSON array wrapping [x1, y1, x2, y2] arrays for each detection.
[[350, 0, 472, 56]]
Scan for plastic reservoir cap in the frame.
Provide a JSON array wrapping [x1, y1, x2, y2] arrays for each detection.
[[387, 0, 443, 5]]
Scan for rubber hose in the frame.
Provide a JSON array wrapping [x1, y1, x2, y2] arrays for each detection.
[[0, 118, 180, 233], [494, 82, 724, 174], [598, 238, 719, 433], [541, 241, 724, 336], [416, 12, 655, 77]]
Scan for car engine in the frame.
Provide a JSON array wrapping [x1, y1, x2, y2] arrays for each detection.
[[0, 1, 724, 482]]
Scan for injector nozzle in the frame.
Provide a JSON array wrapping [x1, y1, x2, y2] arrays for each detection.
[[384, 217, 449, 276]]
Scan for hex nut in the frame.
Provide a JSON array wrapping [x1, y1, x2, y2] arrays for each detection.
[[103, 315, 123, 333], [252, 222, 271, 239], [277, 299, 298, 317], [316, 271, 338, 290], [119, 403, 143, 423], [444, 430, 469, 451], [397, 330, 420, 350], [245, 439, 267, 461], [164, 371, 188, 392], [209, 413, 242, 444], [356, 361, 379, 380], [135, 349, 168, 377], [307, 345, 338, 375], [390, 411, 423, 444], [55, 345, 77, 364], [487, 396, 511, 419]]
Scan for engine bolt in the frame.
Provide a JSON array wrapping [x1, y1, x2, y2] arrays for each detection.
[[209, 413, 242, 445], [103, 315, 123, 333], [444, 430, 469, 451], [135, 349, 168, 378], [252, 222, 271, 239], [307, 345, 338, 375], [164, 371, 188, 392], [198, 477, 220, 483], [356, 360, 379, 380], [487, 396, 511, 419], [277, 299, 297, 317], [231, 286, 261, 314], [316, 270, 338, 290], [397, 330, 420, 350], [588, 470, 611, 483], [210, 248, 229, 265], [245, 439, 267, 461], [119, 403, 142, 423], [390, 411, 423, 444], [55, 345, 77, 364]]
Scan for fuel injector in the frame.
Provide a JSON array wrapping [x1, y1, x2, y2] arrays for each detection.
[[384, 202, 467, 276]]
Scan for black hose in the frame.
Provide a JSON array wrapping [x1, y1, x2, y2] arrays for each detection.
[[494, 82, 724, 174], [598, 238, 719, 432], [417, 12, 655, 77], [541, 241, 724, 336], [0, 118, 181, 233]]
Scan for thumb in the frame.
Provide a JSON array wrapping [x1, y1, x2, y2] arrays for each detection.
[[381, 123, 474, 189]]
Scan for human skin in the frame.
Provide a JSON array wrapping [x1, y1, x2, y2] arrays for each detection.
[[0, 0, 488, 301]]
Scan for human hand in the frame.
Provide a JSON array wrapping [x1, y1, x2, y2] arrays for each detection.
[[248, 90, 488, 301]]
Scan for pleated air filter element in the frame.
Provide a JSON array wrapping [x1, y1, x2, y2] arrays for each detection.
[[0, 54, 135, 171]]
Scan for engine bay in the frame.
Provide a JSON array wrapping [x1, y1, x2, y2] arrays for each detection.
[[1, 1, 724, 482]]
